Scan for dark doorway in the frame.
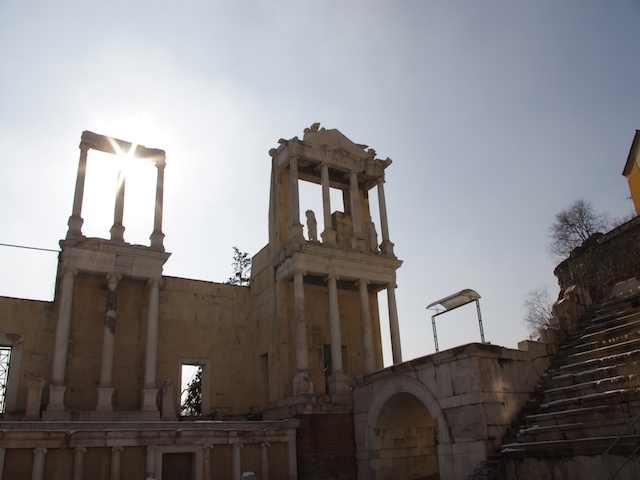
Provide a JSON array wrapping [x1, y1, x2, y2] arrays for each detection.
[[162, 452, 194, 480]]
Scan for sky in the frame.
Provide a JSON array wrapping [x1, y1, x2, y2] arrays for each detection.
[[1, 1, 639, 366]]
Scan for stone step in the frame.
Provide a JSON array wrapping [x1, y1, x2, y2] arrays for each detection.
[[544, 374, 640, 403], [587, 304, 640, 330], [502, 434, 640, 458], [551, 361, 640, 389], [525, 402, 640, 428], [566, 338, 640, 364], [517, 417, 637, 443], [559, 348, 640, 375], [581, 314, 640, 344], [573, 321, 640, 354], [539, 388, 640, 414]]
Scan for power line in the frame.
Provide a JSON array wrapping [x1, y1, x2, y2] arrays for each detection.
[[0, 242, 59, 253]]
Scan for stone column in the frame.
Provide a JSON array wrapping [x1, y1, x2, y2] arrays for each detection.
[[326, 274, 348, 394], [73, 447, 86, 480], [288, 157, 304, 242], [48, 267, 77, 411], [387, 283, 402, 364], [0, 448, 5, 480], [349, 170, 366, 251], [150, 158, 166, 250], [292, 270, 312, 395], [146, 445, 157, 479], [320, 161, 337, 245], [142, 277, 161, 412], [110, 446, 123, 480], [202, 444, 213, 480], [110, 169, 126, 242], [97, 274, 120, 411], [232, 443, 243, 480], [377, 178, 395, 256], [287, 438, 297, 480], [67, 145, 88, 238], [261, 442, 270, 480], [357, 279, 375, 374], [31, 448, 47, 480]]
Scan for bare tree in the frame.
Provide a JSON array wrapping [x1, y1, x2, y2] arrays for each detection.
[[523, 286, 553, 339], [225, 247, 251, 286], [547, 198, 611, 261]]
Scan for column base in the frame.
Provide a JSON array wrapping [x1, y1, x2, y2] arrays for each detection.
[[289, 222, 305, 244], [293, 371, 314, 395], [321, 229, 338, 246], [327, 372, 350, 395], [141, 388, 159, 412], [150, 230, 165, 251], [110, 224, 125, 243], [380, 240, 395, 257], [96, 387, 114, 411], [66, 215, 84, 239], [46, 385, 66, 411]]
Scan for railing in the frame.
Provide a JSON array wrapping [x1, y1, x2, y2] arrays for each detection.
[[602, 412, 640, 479]]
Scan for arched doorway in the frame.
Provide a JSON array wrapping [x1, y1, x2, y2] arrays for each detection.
[[372, 392, 440, 480]]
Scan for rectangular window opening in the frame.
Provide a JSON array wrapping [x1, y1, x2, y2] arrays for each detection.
[[0, 346, 12, 414], [180, 363, 203, 416]]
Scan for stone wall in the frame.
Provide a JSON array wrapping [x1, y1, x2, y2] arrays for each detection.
[[554, 215, 640, 303]]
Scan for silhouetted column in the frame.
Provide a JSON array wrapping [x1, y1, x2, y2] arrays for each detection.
[[289, 157, 304, 242], [349, 170, 366, 251], [387, 282, 402, 364], [377, 177, 395, 256], [32, 448, 47, 480], [150, 158, 166, 250], [110, 169, 126, 242], [67, 145, 88, 238], [48, 267, 77, 411], [326, 274, 348, 394], [142, 278, 161, 412], [357, 279, 375, 373], [73, 447, 86, 480], [97, 274, 120, 411], [293, 270, 313, 395], [110, 446, 123, 480], [146, 446, 157, 480], [320, 161, 337, 245]]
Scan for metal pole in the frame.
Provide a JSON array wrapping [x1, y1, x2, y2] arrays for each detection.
[[476, 299, 486, 344], [431, 315, 439, 353]]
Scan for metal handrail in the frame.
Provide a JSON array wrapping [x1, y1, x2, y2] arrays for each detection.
[[602, 412, 640, 479]]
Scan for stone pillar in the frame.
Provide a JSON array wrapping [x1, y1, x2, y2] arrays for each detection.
[[146, 445, 157, 479], [31, 448, 47, 480], [24, 376, 45, 420], [110, 446, 123, 480], [287, 438, 297, 480], [387, 283, 402, 364], [232, 443, 243, 480], [326, 274, 348, 394], [288, 157, 304, 242], [73, 447, 86, 480], [150, 158, 166, 250], [377, 178, 395, 256], [142, 278, 161, 412], [349, 170, 366, 251], [0, 448, 5, 480], [320, 161, 337, 245], [261, 442, 270, 480], [110, 169, 126, 242], [48, 267, 77, 411], [97, 274, 120, 411], [357, 279, 375, 374], [292, 270, 313, 395], [202, 444, 213, 480], [67, 145, 88, 238]]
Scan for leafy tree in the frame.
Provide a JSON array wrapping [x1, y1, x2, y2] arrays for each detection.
[[181, 365, 202, 416], [225, 247, 251, 286], [523, 286, 553, 339], [547, 198, 611, 261]]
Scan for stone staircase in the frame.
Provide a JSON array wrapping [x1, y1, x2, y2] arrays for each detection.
[[500, 290, 640, 478]]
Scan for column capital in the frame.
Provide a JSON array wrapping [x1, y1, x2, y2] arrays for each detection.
[[294, 269, 307, 277], [261, 441, 271, 448], [106, 273, 121, 291], [387, 282, 398, 290], [63, 267, 78, 278], [146, 445, 157, 453], [34, 447, 48, 455], [155, 158, 166, 170], [233, 442, 244, 450], [147, 277, 163, 288], [356, 278, 370, 287], [203, 442, 214, 450], [74, 447, 87, 454], [111, 446, 124, 453], [324, 273, 340, 282]]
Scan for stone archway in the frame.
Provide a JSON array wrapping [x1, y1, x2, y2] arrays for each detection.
[[361, 375, 452, 480]]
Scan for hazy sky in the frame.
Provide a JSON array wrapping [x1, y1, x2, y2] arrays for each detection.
[[1, 1, 639, 365]]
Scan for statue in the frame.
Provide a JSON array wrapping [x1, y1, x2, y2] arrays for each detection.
[[306, 210, 318, 242], [367, 221, 380, 253]]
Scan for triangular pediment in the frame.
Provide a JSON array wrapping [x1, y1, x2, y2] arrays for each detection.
[[303, 124, 369, 159]]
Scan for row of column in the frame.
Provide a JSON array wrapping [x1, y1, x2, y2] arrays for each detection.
[[66, 144, 166, 250], [292, 271, 402, 396], [47, 269, 162, 413], [0, 441, 286, 480], [288, 156, 394, 256]]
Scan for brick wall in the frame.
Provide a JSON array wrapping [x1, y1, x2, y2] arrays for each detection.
[[296, 413, 356, 479], [554, 215, 640, 302]]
